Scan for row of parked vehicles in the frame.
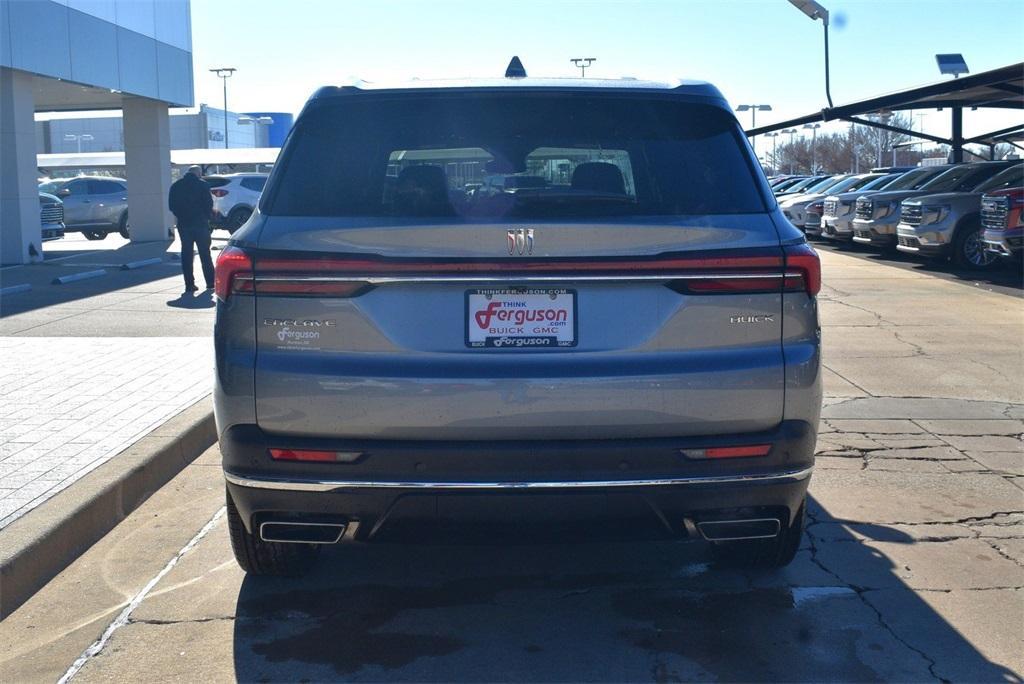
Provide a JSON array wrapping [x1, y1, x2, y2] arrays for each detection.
[[770, 160, 1024, 269], [36, 172, 269, 241]]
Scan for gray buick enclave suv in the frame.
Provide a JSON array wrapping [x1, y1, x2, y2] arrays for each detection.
[[213, 71, 822, 575]]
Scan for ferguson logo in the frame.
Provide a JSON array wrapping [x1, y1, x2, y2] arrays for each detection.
[[730, 314, 776, 324]]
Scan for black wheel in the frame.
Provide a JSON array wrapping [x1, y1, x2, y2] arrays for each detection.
[[118, 213, 130, 239], [952, 224, 997, 270], [710, 501, 805, 569], [227, 207, 252, 233], [83, 230, 106, 241], [226, 490, 319, 576]]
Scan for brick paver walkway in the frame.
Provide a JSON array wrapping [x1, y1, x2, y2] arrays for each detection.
[[0, 337, 212, 528]]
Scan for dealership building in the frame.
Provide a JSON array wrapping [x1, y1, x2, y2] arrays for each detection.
[[34, 106, 294, 153], [1, 0, 193, 264]]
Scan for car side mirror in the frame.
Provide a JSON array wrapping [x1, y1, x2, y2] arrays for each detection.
[[57, 188, 71, 198]]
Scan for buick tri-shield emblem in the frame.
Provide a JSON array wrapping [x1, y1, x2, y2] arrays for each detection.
[[507, 228, 534, 255]]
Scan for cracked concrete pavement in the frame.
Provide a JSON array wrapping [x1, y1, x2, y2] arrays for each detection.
[[0, 248, 1021, 682]]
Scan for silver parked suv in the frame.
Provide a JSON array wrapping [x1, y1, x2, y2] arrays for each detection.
[[213, 69, 822, 575], [38, 176, 129, 240], [850, 165, 960, 248], [896, 162, 1022, 269]]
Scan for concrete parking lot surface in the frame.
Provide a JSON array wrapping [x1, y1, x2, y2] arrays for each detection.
[[1, 248, 1021, 682]]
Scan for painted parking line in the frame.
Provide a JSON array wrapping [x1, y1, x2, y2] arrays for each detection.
[[51, 269, 108, 285]]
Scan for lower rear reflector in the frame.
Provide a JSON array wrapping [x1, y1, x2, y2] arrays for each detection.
[[681, 444, 771, 460], [269, 449, 363, 463]]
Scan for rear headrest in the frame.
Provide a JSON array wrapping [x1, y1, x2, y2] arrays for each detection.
[[571, 162, 626, 195], [394, 165, 451, 215]]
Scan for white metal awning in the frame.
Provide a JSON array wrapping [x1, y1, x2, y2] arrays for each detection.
[[37, 148, 281, 169]]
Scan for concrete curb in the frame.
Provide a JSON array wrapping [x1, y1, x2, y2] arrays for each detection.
[[0, 397, 216, 619]]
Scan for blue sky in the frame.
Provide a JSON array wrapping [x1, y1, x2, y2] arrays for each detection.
[[190, 0, 1023, 143]]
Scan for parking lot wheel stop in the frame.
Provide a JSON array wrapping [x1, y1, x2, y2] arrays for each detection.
[[51, 269, 107, 285], [120, 257, 164, 270]]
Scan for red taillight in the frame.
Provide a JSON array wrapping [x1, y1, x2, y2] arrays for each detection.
[[269, 449, 362, 463], [211, 188, 229, 198], [783, 243, 821, 296], [681, 444, 771, 459], [214, 246, 253, 301]]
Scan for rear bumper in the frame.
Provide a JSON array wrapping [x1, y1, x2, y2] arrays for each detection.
[[221, 420, 815, 542]]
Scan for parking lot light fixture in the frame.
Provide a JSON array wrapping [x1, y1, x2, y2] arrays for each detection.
[[803, 123, 822, 173], [788, 0, 833, 107], [570, 58, 596, 77], [736, 104, 772, 155], [63, 133, 95, 153], [210, 67, 237, 149], [781, 128, 798, 174], [765, 132, 780, 174]]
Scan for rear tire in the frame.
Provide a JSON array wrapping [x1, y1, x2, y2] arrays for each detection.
[[226, 490, 319, 576], [710, 501, 805, 569], [118, 213, 130, 239], [227, 207, 252, 233]]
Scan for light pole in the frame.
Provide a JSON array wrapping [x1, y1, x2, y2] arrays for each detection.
[[209, 67, 237, 149], [736, 104, 772, 157], [803, 123, 821, 173], [570, 58, 596, 77], [788, 0, 833, 107], [781, 128, 798, 174], [238, 115, 274, 147], [63, 133, 94, 153], [765, 132, 780, 174]]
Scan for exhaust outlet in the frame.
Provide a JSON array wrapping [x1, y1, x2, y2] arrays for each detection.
[[697, 518, 781, 542], [259, 521, 346, 544]]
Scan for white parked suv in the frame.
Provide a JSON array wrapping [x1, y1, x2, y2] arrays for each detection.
[[205, 173, 268, 233]]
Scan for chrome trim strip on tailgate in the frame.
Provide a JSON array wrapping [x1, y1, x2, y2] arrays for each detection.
[[223, 466, 813, 492]]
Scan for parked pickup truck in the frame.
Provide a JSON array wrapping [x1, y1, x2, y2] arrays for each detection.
[[981, 186, 1024, 258], [820, 172, 903, 241], [896, 162, 1022, 269], [852, 163, 997, 249]]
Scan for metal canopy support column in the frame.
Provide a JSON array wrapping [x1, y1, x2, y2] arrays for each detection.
[[951, 107, 964, 163]]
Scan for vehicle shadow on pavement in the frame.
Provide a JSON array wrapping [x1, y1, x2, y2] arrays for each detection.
[[228, 495, 1019, 682]]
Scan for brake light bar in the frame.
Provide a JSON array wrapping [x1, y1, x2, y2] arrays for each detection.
[[220, 245, 822, 300]]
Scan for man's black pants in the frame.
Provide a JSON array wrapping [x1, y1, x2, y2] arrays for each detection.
[[178, 223, 215, 289]]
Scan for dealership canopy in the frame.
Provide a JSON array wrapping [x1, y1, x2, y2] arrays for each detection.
[[747, 62, 1024, 161]]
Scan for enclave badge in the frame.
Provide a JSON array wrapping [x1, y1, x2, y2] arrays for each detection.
[[507, 228, 534, 255]]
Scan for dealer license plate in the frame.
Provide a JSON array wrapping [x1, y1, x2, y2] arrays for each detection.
[[466, 288, 577, 348]]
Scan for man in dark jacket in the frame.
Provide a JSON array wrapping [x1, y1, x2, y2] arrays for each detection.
[[168, 166, 215, 292]]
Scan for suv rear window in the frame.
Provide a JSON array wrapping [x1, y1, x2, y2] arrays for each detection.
[[264, 94, 767, 218], [241, 176, 267, 192]]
